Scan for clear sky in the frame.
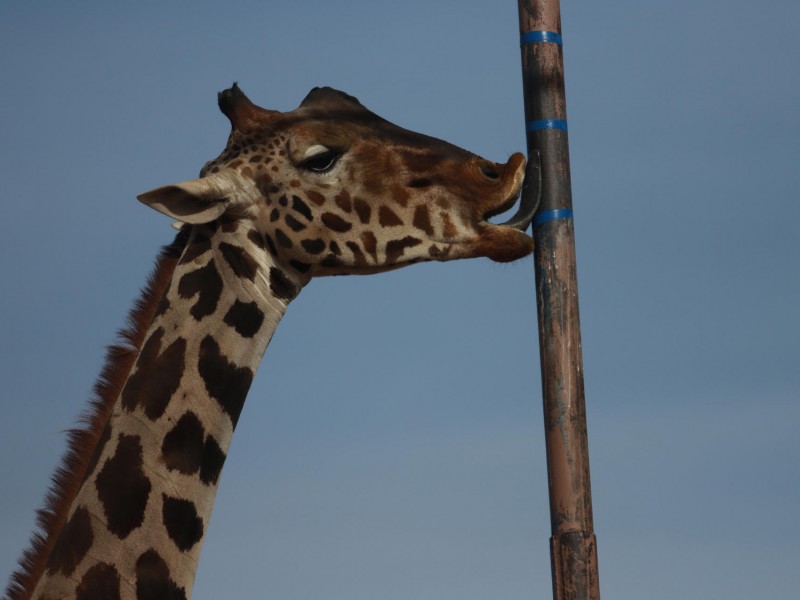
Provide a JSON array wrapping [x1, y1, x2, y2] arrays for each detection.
[[1, 1, 798, 598]]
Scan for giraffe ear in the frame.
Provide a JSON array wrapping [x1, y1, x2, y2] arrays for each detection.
[[137, 175, 230, 224]]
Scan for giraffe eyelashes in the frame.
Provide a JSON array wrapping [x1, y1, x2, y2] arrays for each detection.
[[300, 146, 341, 174]]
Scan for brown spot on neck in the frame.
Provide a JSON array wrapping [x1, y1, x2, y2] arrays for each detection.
[[179, 230, 212, 265], [161, 412, 205, 476], [95, 434, 151, 539], [76, 563, 121, 600], [135, 550, 187, 600], [161, 495, 204, 552], [219, 242, 258, 281], [198, 335, 254, 428], [120, 328, 186, 420], [223, 300, 265, 338], [177, 260, 224, 321], [45, 507, 93, 577]]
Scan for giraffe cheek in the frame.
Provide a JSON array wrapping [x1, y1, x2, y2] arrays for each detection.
[[321, 212, 354, 233], [385, 236, 424, 263]]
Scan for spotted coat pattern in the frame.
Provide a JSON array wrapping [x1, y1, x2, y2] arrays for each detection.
[[8, 85, 534, 600]]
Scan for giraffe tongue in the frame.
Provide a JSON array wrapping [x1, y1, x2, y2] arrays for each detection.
[[496, 151, 541, 232]]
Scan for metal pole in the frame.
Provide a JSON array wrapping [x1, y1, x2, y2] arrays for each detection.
[[516, 2, 600, 599]]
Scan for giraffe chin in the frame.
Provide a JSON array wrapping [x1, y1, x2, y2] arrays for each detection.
[[473, 226, 536, 263]]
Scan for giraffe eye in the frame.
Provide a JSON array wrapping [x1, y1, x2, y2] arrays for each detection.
[[301, 148, 341, 173]]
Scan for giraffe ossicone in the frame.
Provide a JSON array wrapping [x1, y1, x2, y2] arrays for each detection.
[[6, 84, 537, 600]]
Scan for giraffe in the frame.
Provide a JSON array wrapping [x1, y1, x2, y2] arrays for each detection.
[[5, 84, 537, 600]]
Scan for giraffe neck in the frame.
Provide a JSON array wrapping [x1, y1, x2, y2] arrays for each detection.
[[28, 221, 305, 600]]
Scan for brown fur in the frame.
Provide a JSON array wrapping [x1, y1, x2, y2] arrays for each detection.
[[4, 229, 190, 600]]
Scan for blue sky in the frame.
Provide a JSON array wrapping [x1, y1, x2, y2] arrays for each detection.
[[1, 1, 798, 598]]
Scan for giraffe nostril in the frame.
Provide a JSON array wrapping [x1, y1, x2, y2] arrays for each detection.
[[479, 162, 501, 181]]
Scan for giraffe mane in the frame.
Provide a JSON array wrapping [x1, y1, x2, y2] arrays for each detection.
[[4, 228, 191, 600]]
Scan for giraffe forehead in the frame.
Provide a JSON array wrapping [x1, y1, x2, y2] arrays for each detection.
[[210, 84, 477, 168], [228, 110, 471, 164]]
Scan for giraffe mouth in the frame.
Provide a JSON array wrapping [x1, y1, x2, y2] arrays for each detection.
[[485, 151, 540, 233]]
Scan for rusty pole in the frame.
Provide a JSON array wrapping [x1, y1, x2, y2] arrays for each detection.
[[516, 2, 600, 599]]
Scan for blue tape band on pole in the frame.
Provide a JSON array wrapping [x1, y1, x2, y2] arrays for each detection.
[[520, 30, 563, 46], [527, 119, 568, 132], [534, 209, 574, 227]]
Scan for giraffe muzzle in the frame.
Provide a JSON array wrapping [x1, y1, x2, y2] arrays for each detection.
[[491, 151, 541, 233]]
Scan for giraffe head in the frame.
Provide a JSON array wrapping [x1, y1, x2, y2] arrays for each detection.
[[139, 85, 536, 277]]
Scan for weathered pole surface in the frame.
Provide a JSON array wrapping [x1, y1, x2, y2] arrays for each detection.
[[516, 2, 600, 599]]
